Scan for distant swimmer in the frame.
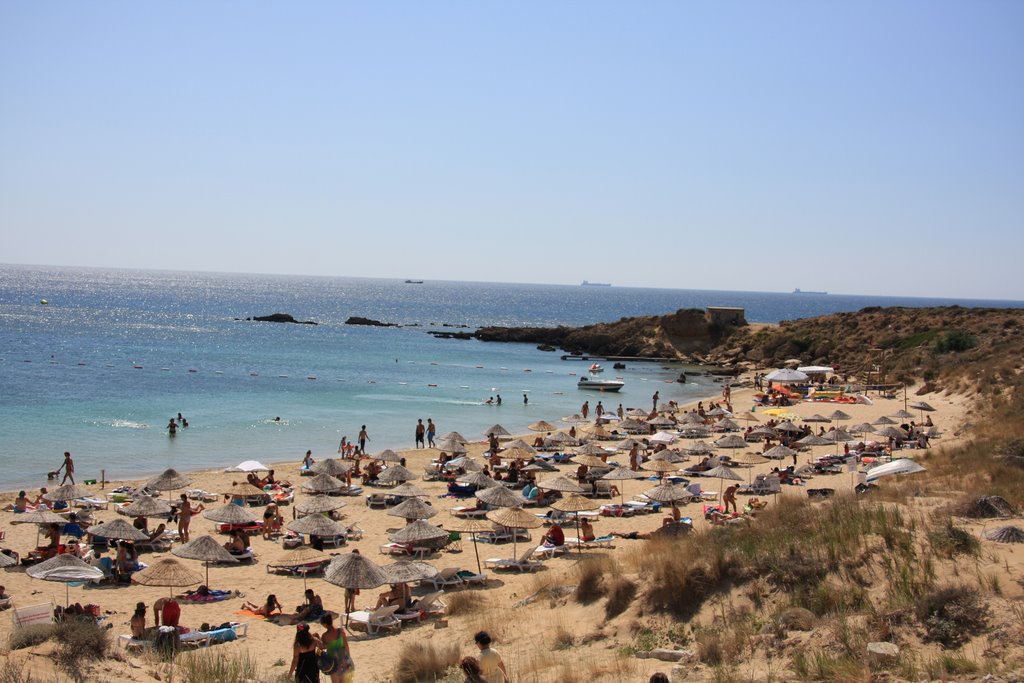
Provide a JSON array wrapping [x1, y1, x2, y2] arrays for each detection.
[[485, 397, 493, 405], [496, 394, 502, 406], [274, 417, 281, 422], [523, 393, 529, 405], [167, 418, 177, 436]]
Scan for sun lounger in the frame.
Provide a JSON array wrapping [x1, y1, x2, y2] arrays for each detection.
[[346, 605, 401, 635], [179, 622, 248, 647], [455, 570, 487, 585], [76, 497, 109, 510], [475, 527, 531, 544], [421, 567, 464, 590], [564, 535, 615, 549], [379, 542, 414, 556], [484, 548, 544, 572], [450, 506, 487, 519], [397, 591, 447, 623], [532, 544, 566, 559]]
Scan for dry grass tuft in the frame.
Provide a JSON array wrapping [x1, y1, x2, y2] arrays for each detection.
[[445, 589, 491, 617], [915, 584, 990, 648], [393, 641, 460, 683]]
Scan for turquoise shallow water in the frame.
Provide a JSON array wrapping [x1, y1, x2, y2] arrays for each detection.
[[1, 265, 1020, 490]]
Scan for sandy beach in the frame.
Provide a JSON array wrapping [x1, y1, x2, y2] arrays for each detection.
[[0, 378, 984, 681]]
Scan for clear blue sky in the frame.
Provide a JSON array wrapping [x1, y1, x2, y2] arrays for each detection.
[[2, 2, 1022, 299]]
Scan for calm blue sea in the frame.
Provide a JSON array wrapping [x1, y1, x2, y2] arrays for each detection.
[[1, 264, 1020, 491]]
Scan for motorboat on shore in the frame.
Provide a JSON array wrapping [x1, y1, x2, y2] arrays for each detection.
[[578, 377, 624, 392]]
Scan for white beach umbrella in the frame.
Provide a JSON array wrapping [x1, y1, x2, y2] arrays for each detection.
[[764, 368, 809, 384], [224, 460, 270, 472]]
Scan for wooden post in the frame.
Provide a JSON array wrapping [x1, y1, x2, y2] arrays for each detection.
[[101, 469, 106, 490]]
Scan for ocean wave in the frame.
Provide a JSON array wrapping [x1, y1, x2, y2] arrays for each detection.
[[99, 418, 150, 429]]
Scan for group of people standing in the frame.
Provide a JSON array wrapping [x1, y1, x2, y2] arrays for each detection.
[[414, 418, 436, 448]]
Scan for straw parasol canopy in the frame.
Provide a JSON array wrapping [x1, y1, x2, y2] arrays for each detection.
[[324, 552, 387, 590], [641, 459, 681, 474], [829, 410, 853, 422], [500, 447, 535, 461], [42, 484, 91, 502], [551, 494, 598, 513], [642, 482, 693, 503], [301, 473, 345, 494], [575, 442, 610, 457], [617, 419, 648, 433], [203, 503, 258, 525], [118, 496, 173, 518], [440, 431, 468, 444], [522, 461, 556, 473], [27, 554, 104, 605], [648, 415, 676, 428], [487, 507, 542, 530], [685, 441, 716, 455], [0, 552, 17, 568], [270, 547, 331, 590], [615, 437, 647, 450], [146, 468, 193, 492], [377, 465, 416, 484], [705, 406, 730, 418], [796, 434, 833, 447], [561, 414, 588, 424], [537, 476, 584, 494], [224, 482, 266, 497], [294, 496, 347, 516], [445, 456, 480, 471], [579, 424, 614, 440], [572, 455, 609, 469], [475, 485, 526, 508], [545, 432, 579, 446], [824, 428, 855, 443], [133, 558, 204, 595], [457, 471, 498, 489], [851, 422, 875, 434], [763, 445, 798, 460], [388, 482, 429, 498], [909, 401, 936, 412], [876, 426, 910, 440], [11, 509, 68, 526], [891, 409, 916, 419], [873, 416, 897, 426], [802, 414, 832, 423], [87, 518, 150, 542], [435, 438, 468, 454], [371, 449, 403, 463], [602, 466, 646, 482], [736, 411, 761, 423], [172, 534, 239, 586], [504, 439, 537, 453], [381, 561, 439, 584], [528, 420, 557, 432], [173, 535, 238, 564], [704, 465, 744, 482], [286, 514, 348, 537], [775, 421, 803, 433], [387, 497, 438, 520], [714, 435, 748, 449], [715, 418, 741, 431], [484, 424, 511, 437], [678, 413, 706, 425], [747, 426, 777, 439], [388, 520, 449, 545], [311, 459, 352, 477]]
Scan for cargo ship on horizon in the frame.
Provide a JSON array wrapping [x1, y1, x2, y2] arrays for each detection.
[[581, 280, 611, 287], [793, 288, 827, 295]]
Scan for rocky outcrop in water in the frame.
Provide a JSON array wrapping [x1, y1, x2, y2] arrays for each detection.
[[345, 317, 398, 328], [246, 313, 317, 325]]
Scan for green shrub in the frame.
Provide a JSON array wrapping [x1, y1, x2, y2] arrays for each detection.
[[177, 649, 264, 683], [934, 330, 977, 353], [916, 584, 989, 647]]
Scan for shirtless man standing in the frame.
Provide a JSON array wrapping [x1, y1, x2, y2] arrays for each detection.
[[58, 452, 75, 485]]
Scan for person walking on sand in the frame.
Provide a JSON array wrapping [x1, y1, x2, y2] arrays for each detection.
[[652, 390, 660, 413], [596, 401, 604, 418], [474, 631, 509, 682], [427, 419, 436, 448], [178, 493, 203, 543], [57, 452, 75, 485], [319, 613, 355, 683], [723, 484, 739, 514], [617, 403, 624, 419], [581, 401, 589, 420], [415, 419, 425, 448], [358, 425, 369, 455]]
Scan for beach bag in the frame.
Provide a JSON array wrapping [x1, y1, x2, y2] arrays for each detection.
[[317, 653, 338, 674]]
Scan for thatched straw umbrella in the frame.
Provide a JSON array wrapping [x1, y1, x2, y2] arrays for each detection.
[[268, 547, 331, 590], [311, 459, 352, 477], [444, 518, 493, 574], [172, 534, 239, 586], [381, 561, 438, 584], [386, 497, 438, 521], [485, 507, 541, 560], [286, 514, 347, 538], [301, 473, 345, 494], [528, 420, 557, 432], [118, 496, 173, 518], [132, 558, 203, 596], [87, 518, 150, 543], [376, 465, 416, 485], [550, 494, 599, 553], [294, 496, 347, 517], [371, 449, 403, 463], [475, 485, 525, 508], [203, 503, 258, 525], [42, 484, 91, 503], [388, 482, 428, 498]]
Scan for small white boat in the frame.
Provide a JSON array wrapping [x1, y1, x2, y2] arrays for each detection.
[[588, 363, 604, 374], [578, 377, 624, 392]]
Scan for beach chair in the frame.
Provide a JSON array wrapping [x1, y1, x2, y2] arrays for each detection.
[[12, 602, 54, 629], [564, 535, 615, 549], [484, 548, 543, 572], [455, 570, 487, 586], [366, 494, 388, 509], [379, 543, 414, 557], [117, 634, 152, 651], [591, 481, 614, 498], [346, 605, 401, 635], [421, 567, 464, 590], [397, 591, 446, 623]]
